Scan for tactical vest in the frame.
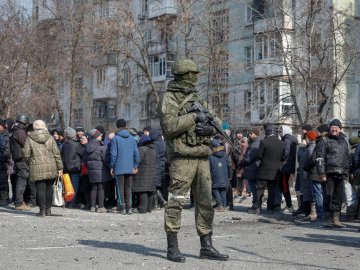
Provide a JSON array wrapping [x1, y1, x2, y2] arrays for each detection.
[[173, 91, 211, 146]]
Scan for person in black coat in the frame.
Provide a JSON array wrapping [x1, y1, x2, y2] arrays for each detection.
[[151, 128, 167, 207], [132, 136, 157, 213], [248, 125, 285, 214], [61, 127, 83, 208], [84, 129, 111, 213], [314, 119, 350, 228], [279, 125, 298, 212], [238, 128, 261, 206], [210, 139, 231, 211]]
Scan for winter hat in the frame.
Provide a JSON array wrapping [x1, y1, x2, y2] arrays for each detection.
[[75, 126, 85, 132], [0, 119, 5, 127], [306, 130, 318, 141], [33, 120, 47, 130], [281, 125, 292, 136], [89, 129, 102, 139], [349, 137, 360, 146], [149, 128, 160, 141], [212, 138, 220, 147], [301, 124, 312, 132], [264, 125, 276, 136], [64, 127, 76, 139], [329, 119, 342, 129], [95, 125, 106, 135], [138, 135, 151, 145], [116, 119, 127, 128], [249, 128, 260, 136], [235, 128, 243, 135], [224, 129, 231, 137], [317, 124, 329, 134]]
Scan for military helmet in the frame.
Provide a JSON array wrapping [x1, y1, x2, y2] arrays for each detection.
[[171, 59, 200, 75], [16, 114, 29, 125]]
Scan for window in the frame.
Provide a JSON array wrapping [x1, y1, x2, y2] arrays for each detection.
[[96, 67, 106, 86], [251, 80, 283, 119], [211, 51, 229, 85], [94, 99, 116, 119], [255, 33, 281, 60], [144, 30, 152, 43], [148, 55, 166, 77], [211, 9, 229, 44], [211, 93, 229, 121], [100, 1, 109, 18], [107, 53, 117, 65], [42, 0, 47, 8], [108, 101, 116, 119], [95, 100, 107, 118], [244, 90, 251, 111], [244, 46, 253, 67], [146, 94, 157, 118], [245, 4, 253, 24], [123, 65, 131, 86], [142, 0, 149, 13]]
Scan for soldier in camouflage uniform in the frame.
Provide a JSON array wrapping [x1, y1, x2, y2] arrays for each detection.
[[159, 59, 229, 263]]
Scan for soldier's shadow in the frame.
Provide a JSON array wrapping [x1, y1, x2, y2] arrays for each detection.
[[78, 239, 198, 259]]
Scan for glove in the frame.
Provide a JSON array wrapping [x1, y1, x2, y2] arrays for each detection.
[[195, 125, 213, 136], [194, 112, 208, 123]]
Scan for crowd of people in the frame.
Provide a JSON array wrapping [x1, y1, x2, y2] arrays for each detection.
[[0, 114, 359, 230]]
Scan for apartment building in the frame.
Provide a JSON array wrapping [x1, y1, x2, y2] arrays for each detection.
[[32, 0, 360, 132]]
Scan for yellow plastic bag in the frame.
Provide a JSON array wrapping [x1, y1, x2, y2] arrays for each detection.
[[63, 173, 75, 202]]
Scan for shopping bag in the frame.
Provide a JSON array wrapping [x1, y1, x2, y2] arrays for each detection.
[[63, 173, 75, 202], [52, 175, 65, 206], [344, 181, 358, 207]]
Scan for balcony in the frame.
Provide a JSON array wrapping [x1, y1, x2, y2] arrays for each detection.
[[148, 0, 177, 20], [254, 59, 287, 78], [254, 15, 294, 34]]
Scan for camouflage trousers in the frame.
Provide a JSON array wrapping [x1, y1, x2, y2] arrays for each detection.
[[164, 157, 214, 236]]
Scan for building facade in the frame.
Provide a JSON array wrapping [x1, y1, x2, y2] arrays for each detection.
[[32, 0, 360, 134]]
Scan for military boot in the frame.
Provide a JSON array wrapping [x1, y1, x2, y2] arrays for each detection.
[[323, 212, 334, 228], [199, 232, 229, 261], [167, 233, 186, 263], [332, 212, 346, 228]]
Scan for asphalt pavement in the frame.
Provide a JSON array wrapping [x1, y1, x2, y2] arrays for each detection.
[[0, 197, 359, 270]]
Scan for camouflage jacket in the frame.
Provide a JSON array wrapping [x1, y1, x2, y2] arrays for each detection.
[[159, 80, 214, 159]]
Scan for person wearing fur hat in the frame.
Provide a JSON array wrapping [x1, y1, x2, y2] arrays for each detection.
[[314, 119, 350, 228], [61, 127, 83, 208], [23, 120, 63, 216], [279, 125, 298, 213]]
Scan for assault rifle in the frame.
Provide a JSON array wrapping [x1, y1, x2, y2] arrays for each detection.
[[187, 101, 242, 156]]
